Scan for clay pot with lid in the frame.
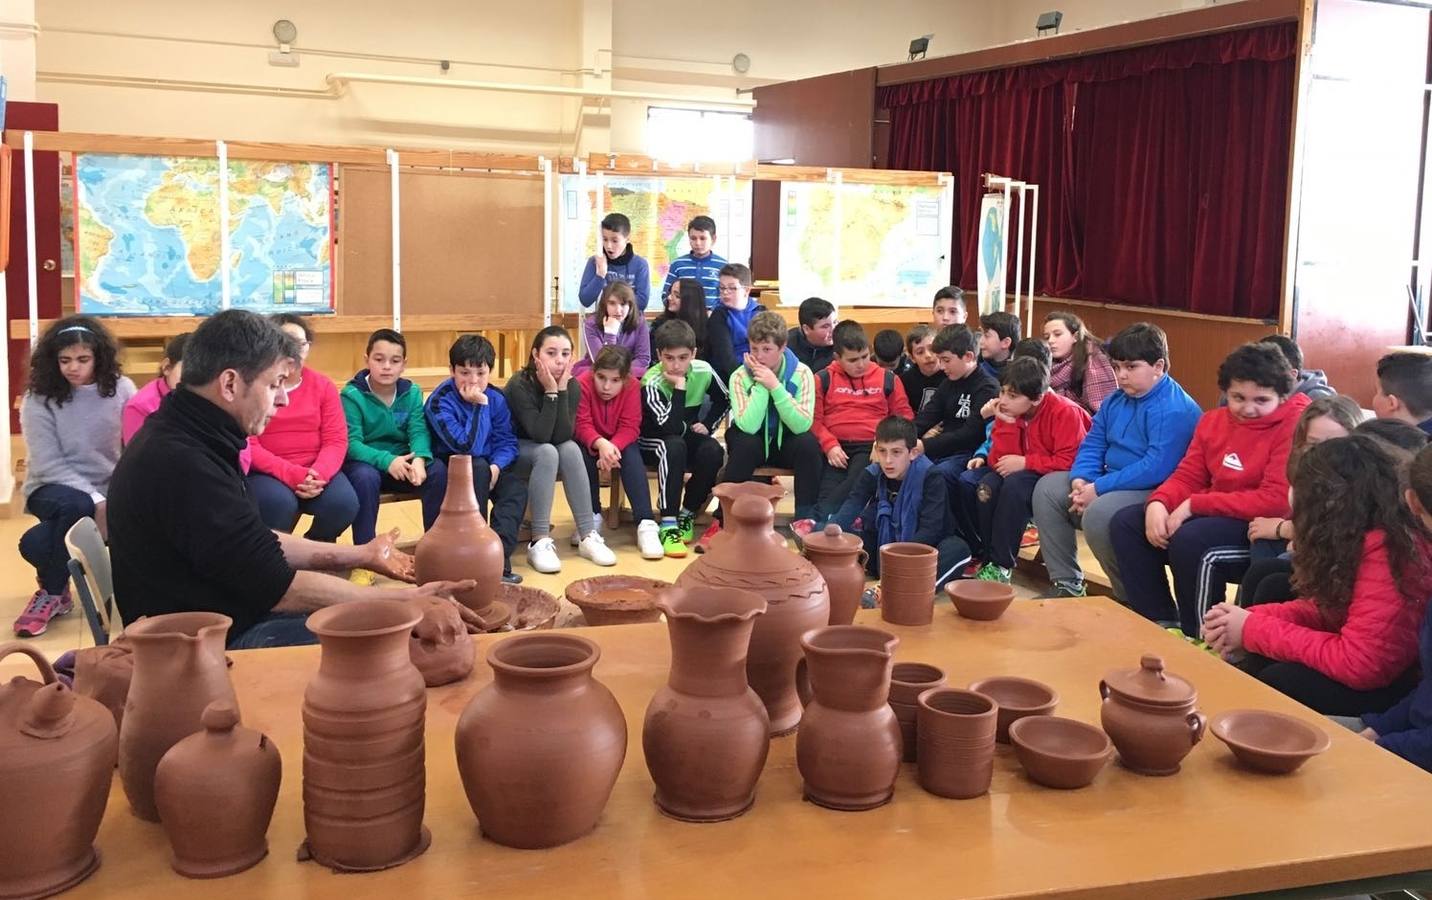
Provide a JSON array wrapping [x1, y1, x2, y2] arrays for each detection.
[[414, 454, 510, 631], [1099, 654, 1207, 775], [880, 543, 937, 626], [405, 594, 475, 687], [0, 643, 117, 900], [802, 524, 869, 626]]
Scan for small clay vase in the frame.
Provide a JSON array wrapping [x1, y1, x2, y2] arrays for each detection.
[[414, 454, 510, 631], [796, 625, 901, 811], [405, 594, 475, 687], [676, 495, 830, 736], [119, 612, 236, 822], [879, 543, 937, 626], [155, 701, 281, 878], [711, 481, 788, 550], [456, 633, 627, 848], [73, 635, 133, 733], [1099, 654, 1207, 775], [802, 524, 869, 626], [0, 643, 117, 900], [643, 587, 769, 822], [889, 662, 947, 762], [916, 688, 998, 799]]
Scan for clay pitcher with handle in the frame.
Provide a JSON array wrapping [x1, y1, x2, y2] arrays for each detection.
[[415, 454, 509, 631]]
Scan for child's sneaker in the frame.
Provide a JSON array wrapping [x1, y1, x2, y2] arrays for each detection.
[[636, 520, 664, 560], [1021, 524, 1040, 548], [13, 589, 72, 638], [571, 519, 600, 548], [975, 563, 1012, 584], [660, 524, 688, 558], [962, 559, 985, 579], [527, 537, 562, 574], [788, 518, 816, 547], [677, 511, 697, 544], [578, 531, 617, 567], [860, 586, 881, 609], [694, 520, 722, 553], [501, 571, 524, 585], [1042, 579, 1086, 598], [349, 569, 376, 587]]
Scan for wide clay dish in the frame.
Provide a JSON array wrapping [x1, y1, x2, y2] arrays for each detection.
[[500, 584, 561, 630], [968, 676, 1059, 743], [1008, 715, 1112, 789], [946, 581, 1016, 621], [1210, 709, 1332, 774], [565, 576, 672, 626]]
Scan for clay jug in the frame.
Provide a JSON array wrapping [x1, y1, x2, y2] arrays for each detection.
[[676, 495, 831, 735], [0, 643, 117, 900], [802, 524, 869, 626], [1099, 654, 1207, 775], [119, 611, 235, 822], [711, 481, 788, 549], [155, 701, 281, 878], [301, 600, 430, 871], [73, 635, 133, 733], [456, 633, 627, 848], [796, 625, 901, 810], [643, 587, 769, 822], [414, 454, 509, 631], [406, 594, 475, 687]]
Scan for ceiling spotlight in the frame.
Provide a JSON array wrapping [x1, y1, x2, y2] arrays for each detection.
[[908, 34, 933, 61], [1036, 11, 1062, 36]]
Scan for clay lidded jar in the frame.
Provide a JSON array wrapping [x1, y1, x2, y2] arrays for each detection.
[[711, 481, 788, 550], [1099, 654, 1207, 775], [73, 635, 134, 733], [643, 587, 769, 822], [796, 625, 901, 810], [301, 600, 430, 871], [888, 662, 947, 763], [119, 612, 236, 822], [456, 633, 627, 849], [802, 524, 869, 626], [155, 701, 281, 878], [405, 594, 475, 687], [879, 543, 937, 626], [0, 643, 117, 900], [415, 454, 510, 631], [676, 495, 831, 735]]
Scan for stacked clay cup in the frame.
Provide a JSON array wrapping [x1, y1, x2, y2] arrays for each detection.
[[879, 543, 938, 626], [916, 688, 999, 799], [888, 663, 947, 763]]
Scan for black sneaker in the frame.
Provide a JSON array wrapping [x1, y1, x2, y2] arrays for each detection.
[[1039, 579, 1086, 599], [502, 571, 524, 585]]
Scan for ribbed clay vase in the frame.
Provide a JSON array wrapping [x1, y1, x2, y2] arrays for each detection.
[[119, 612, 235, 822], [405, 594, 475, 687], [802, 524, 869, 626], [456, 633, 627, 849], [643, 587, 769, 822], [0, 643, 117, 900], [301, 600, 430, 872], [711, 481, 788, 550], [415, 454, 509, 631], [796, 625, 902, 810], [676, 495, 831, 735], [879, 543, 937, 626]]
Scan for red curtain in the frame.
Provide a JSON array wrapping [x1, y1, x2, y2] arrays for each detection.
[[878, 23, 1297, 318]]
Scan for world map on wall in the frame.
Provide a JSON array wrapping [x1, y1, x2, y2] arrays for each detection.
[[76, 154, 333, 316]]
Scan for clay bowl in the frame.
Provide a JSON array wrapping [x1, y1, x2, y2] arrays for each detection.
[[1210, 710, 1332, 774], [1008, 716, 1113, 789], [498, 584, 560, 631], [564, 576, 672, 627], [968, 676, 1059, 743], [880, 543, 938, 572], [946, 581, 1016, 621]]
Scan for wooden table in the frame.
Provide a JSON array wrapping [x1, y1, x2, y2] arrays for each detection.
[[12, 597, 1432, 899]]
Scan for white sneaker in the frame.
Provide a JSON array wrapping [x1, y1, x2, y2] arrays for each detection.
[[578, 530, 618, 567], [571, 519, 601, 547], [527, 537, 562, 574], [636, 519, 663, 560]]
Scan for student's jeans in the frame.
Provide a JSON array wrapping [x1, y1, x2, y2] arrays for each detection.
[[227, 613, 319, 650], [815, 441, 871, 522], [514, 439, 596, 540], [19, 484, 94, 594], [1108, 505, 1251, 637], [246, 472, 360, 542], [343, 457, 448, 546], [721, 428, 822, 521], [584, 443, 654, 524], [972, 469, 1042, 571], [465, 457, 527, 570], [638, 431, 724, 519], [932, 455, 981, 553], [1237, 653, 1418, 717], [1030, 471, 1148, 597]]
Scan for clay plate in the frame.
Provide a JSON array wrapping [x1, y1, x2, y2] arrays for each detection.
[[945, 581, 1016, 621], [968, 676, 1059, 742], [564, 576, 672, 626], [1210, 709, 1332, 774], [1008, 716, 1112, 789]]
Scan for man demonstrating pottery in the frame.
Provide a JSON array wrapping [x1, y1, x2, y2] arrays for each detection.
[[109, 310, 478, 649]]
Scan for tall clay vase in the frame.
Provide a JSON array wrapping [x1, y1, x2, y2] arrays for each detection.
[[456, 633, 627, 849], [802, 524, 869, 626], [676, 495, 831, 736], [796, 625, 901, 810], [155, 701, 281, 878], [301, 600, 430, 871], [643, 587, 770, 822], [119, 612, 235, 822], [414, 454, 510, 631], [0, 643, 117, 900]]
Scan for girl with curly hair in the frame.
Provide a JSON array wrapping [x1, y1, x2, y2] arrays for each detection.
[[15, 315, 135, 637], [1042, 311, 1117, 414], [1203, 434, 1432, 715]]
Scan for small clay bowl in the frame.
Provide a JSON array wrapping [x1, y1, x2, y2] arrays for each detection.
[[1008, 716, 1113, 789], [564, 576, 672, 626], [500, 584, 560, 630], [946, 581, 1016, 621], [968, 676, 1059, 743], [1210, 710, 1332, 774]]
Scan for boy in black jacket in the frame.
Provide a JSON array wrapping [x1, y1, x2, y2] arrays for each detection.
[[914, 325, 998, 468]]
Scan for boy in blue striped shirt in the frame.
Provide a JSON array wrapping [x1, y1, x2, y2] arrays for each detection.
[[660, 215, 728, 310]]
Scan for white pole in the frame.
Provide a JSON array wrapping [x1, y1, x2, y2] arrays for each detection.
[[1027, 185, 1040, 338], [541, 156, 553, 326], [1000, 179, 1013, 315], [216, 141, 231, 310], [831, 169, 843, 309], [1013, 183, 1027, 333], [0, 276, 11, 506], [23, 131, 39, 345], [939, 172, 955, 292], [387, 149, 402, 331]]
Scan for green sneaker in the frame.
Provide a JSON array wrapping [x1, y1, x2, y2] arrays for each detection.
[[661, 525, 688, 558], [975, 563, 1012, 584], [677, 511, 696, 544], [1040, 579, 1087, 599]]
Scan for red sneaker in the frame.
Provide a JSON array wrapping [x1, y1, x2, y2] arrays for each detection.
[[694, 520, 722, 554], [1021, 525, 1040, 548], [13, 589, 73, 638], [962, 559, 984, 579]]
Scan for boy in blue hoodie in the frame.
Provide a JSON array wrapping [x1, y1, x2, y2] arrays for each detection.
[[424, 334, 526, 582], [659, 215, 727, 309], [579, 212, 652, 312], [706, 263, 767, 382], [1030, 323, 1201, 598]]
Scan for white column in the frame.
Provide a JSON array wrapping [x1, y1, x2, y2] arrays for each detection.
[[216, 141, 231, 309], [387, 149, 402, 331]]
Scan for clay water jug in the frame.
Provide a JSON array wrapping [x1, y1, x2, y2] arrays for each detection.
[[456, 633, 627, 848], [0, 643, 117, 900], [1099, 654, 1207, 775], [119, 611, 235, 822], [796, 625, 902, 810], [643, 587, 769, 822], [415, 454, 509, 631], [406, 594, 475, 687], [802, 524, 868, 626], [301, 600, 430, 871], [676, 495, 831, 735], [711, 481, 788, 550]]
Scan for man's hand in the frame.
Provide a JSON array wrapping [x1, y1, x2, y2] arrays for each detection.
[[409, 456, 427, 486], [593, 253, 608, 278], [387, 453, 415, 481], [490, 463, 500, 489], [408, 579, 482, 632], [94, 500, 109, 542], [826, 445, 849, 469], [994, 454, 1026, 476], [367, 527, 416, 583]]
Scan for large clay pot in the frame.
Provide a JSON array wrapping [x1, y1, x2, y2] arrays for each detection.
[[0, 643, 117, 900], [711, 481, 788, 549], [802, 524, 869, 626], [301, 600, 430, 871], [155, 700, 281, 878], [414, 454, 510, 631], [796, 625, 901, 810], [1099, 654, 1207, 776], [880, 543, 937, 626], [119, 612, 235, 822], [676, 495, 831, 735], [643, 587, 769, 822], [405, 594, 475, 687], [73, 635, 133, 733], [456, 633, 627, 848]]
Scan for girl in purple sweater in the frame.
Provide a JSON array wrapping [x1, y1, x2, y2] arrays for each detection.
[[576, 281, 650, 377]]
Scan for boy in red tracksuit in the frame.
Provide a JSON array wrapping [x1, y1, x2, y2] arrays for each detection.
[[808, 321, 914, 529], [963, 356, 1090, 582]]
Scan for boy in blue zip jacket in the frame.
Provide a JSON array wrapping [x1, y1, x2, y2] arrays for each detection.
[[424, 334, 526, 582], [579, 213, 652, 312], [659, 215, 727, 310]]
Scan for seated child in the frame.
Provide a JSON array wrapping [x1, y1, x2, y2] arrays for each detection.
[[913, 325, 998, 467], [1263, 334, 1336, 399], [576, 346, 664, 560], [579, 212, 651, 312], [873, 329, 905, 371], [1357, 417, 1430, 453], [123, 332, 187, 443], [576, 281, 650, 377], [932, 285, 968, 328], [659, 214, 727, 309], [707, 263, 766, 382], [898, 324, 943, 414], [978, 310, 1020, 380], [1375, 351, 1432, 435], [1043, 311, 1117, 414], [650, 277, 709, 361], [787, 296, 836, 374]]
